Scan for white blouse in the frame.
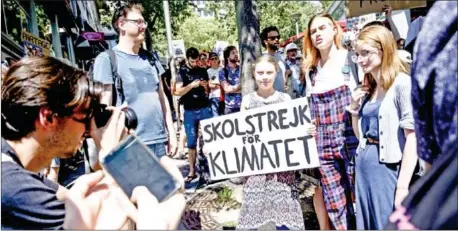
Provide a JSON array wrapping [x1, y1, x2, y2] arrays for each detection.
[[306, 46, 362, 96]]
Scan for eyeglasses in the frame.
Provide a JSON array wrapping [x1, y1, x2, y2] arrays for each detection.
[[124, 19, 147, 27], [210, 57, 218, 61], [70, 112, 93, 132], [267, 35, 280, 41], [351, 49, 378, 63]]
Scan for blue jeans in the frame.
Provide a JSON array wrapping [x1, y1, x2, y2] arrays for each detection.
[[147, 142, 167, 159], [210, 98, 221, 117], [224, 107, 240, 115], [184, 107, 212, 149]]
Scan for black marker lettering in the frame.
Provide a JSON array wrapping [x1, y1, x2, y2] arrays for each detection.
[[299, 104, 311, 125], [222, 119, 234, 138], [203, 124, 213, 143], [254, 134, 260, 143], [284, 138, 300, 167], [297, 135, 314, 164], [245, 115, 256, 135], [209, 151, 225, 176], [289, 106, 299, 127], [234, 118, 246, 136], [268, 139, 283, 167], [212, 122, 224, 140], [260, 143, 276, 169], [241, 145, 259, 172], [267, 111, 279, 131], [234, 147, 241, 173], [252, 112, 266, 132], [222, 150, 237, 175], [278, 109, 289, 129]]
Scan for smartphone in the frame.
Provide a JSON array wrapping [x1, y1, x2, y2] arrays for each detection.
[[101, 134, 181, 202]]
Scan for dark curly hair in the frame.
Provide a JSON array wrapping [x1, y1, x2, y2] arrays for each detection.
[[260, 26, 280, 48]]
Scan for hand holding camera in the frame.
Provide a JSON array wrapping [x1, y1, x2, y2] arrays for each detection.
[[89, 105, 132, 161]]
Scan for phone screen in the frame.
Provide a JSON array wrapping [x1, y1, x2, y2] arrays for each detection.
[[101, 135, 180, 202]]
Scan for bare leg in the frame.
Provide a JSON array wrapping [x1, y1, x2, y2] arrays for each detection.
[[314, 186, 331, 230], [178, 125, 187, 155], [188, 148, 197, 177]]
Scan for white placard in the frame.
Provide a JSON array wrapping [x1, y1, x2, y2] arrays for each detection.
[[171, 40, 185, 58], [201, 98, 320, 181]]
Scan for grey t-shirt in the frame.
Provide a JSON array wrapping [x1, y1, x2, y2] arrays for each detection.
[[93, 46, 167, 145], [271, 53, 288, 93]]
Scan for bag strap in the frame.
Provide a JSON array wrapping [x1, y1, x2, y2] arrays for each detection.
[[1, 152, 15, 164], [106, 50, 125, 105]]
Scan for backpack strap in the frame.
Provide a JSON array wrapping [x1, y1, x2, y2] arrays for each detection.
[[1, 152, 15, 164], [106, 50, 125, 106]]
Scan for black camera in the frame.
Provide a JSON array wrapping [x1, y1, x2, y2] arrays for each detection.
[[93, 104, 138, 130]]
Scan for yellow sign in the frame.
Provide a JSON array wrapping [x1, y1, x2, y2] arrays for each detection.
[[346, 0, 427, 18], [21, 31, 51, 56]]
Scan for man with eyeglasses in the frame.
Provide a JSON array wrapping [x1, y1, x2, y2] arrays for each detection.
[[0, 56, 127, 229], [93, 3, 177, 161], [260, 26, 291, 93]]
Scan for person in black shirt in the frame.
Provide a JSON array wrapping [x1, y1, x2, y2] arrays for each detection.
[[174, 47, 212, 183], [161, 58, 176, 120]]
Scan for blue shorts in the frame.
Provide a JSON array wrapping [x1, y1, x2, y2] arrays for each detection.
[[147, 142, 167, 159], [224, 107, 240, 115], [184, 107, 212, 149]]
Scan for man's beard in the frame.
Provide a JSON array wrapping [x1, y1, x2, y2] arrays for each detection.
[[229, 58, 239, 64], [268, 43, 279, 51]]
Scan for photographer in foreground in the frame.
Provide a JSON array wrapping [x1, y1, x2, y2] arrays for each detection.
[[1, 56, 185, 230]]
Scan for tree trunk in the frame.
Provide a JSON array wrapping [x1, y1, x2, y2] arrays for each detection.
[[235, 0, 262, 96]]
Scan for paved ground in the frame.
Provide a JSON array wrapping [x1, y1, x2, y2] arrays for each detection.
[[172, 156, 320, 230]]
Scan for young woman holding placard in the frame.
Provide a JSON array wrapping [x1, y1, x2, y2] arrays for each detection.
[[236, 55, 310, 230]]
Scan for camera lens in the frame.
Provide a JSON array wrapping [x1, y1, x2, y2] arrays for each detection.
[[94, 104, 138, 130]]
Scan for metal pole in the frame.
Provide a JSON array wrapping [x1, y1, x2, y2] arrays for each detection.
[[163, 0, 180, 129], [29, 0, 39, 36], [2, 1, 8, 35], [51, 14, 63, 58], [163, 0, 173, 57], [295, 21, 299, 36]]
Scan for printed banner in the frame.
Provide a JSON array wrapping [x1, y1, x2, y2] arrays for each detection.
[[21, 31, 51, 57], [346, 0, 426, 18], [201, 98, 320, 181]]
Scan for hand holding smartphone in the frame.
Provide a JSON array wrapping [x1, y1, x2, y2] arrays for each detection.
[[101, 135, 181, 202]]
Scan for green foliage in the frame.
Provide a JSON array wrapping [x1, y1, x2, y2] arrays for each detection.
[[98, 0, 193, 55], [217, 186, 233, 204], [257, 1, 327, 44], [97, 1, 331, 55]]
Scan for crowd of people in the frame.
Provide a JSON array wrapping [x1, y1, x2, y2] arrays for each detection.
[[1, 1, 456, 230]]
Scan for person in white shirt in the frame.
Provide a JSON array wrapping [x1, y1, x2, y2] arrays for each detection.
[[207, 52, 223, 117]]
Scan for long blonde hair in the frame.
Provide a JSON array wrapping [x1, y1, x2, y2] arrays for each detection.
[[356, 25, 410, 93], [302, 13, 343, 71]]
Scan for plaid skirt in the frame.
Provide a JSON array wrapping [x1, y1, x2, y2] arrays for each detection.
[[310, 85, 357, 230]]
